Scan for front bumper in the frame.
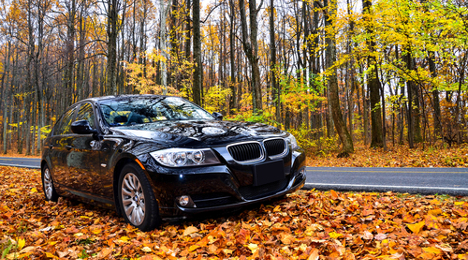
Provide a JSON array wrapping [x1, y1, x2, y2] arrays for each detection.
[[174, 166, 306, 214], [139, 148, 306, 217]]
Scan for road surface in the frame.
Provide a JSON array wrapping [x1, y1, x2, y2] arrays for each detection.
[[0, 157, 41, 169], [1, 157, 467, 196], [305, 167, 468, 196]]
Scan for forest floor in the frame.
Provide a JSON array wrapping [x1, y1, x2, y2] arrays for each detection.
[[1, 166, 468, 259], [306, 143, 468, 168]]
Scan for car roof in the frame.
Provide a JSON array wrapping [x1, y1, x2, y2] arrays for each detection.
[[81, 94, 179, 104]]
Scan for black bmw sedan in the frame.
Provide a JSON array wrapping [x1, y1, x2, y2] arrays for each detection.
[[41, 95, 306, 231]]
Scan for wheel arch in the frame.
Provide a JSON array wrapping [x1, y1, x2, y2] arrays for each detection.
[[41, 160, 48, 171]]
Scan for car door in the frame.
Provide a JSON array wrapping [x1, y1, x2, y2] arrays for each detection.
[[66, 102, 103, 196], [52, 105, 79, 187]]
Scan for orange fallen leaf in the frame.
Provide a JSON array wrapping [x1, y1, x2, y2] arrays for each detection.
[[308, 248, 319, 260], [407, 220, 425, 234]]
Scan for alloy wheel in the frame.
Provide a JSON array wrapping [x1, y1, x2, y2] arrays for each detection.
[[43, 168, 54, 200], [121, 173, 146, 226]]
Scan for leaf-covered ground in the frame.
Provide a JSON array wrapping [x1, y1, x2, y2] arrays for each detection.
[[1, 166, 468, 259], [306, 144, 468, 168]]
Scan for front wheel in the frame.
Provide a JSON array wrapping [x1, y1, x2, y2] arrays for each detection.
[[41, 164, 59, 202], [118, 163, 161, 231]]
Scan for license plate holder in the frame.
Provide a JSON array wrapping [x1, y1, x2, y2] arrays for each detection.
[[252, 160, 285, 186]]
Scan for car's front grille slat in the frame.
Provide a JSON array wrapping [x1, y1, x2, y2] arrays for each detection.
[[264, 138, 286, 157], [228, 142, 262, 162]]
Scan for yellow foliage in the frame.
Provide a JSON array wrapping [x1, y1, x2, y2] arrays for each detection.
[[204, 85, 232, 114]]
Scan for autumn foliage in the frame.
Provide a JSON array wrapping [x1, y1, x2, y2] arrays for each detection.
[[306, 143, 468, 168], [1, 166, 468, 259]]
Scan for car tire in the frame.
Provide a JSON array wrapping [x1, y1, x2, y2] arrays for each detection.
[[118, 163, 161, 231], [41, 164, 59, 202]]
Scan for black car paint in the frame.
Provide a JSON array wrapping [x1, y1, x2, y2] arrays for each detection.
[[41, 95, 306, 220]]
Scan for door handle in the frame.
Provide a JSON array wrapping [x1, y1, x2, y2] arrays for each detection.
[[65, 145, 73, 150]]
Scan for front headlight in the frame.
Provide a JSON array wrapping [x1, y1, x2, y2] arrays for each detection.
[[286, 134, 299, 150], [150, 148, 221, 167]]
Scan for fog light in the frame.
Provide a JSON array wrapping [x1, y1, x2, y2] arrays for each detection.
[[177, 195, 196, 208], [179, 195, 190, 206]]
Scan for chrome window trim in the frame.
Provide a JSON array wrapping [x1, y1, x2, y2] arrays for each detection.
[[226, 141, 265, 164], [263, 137, 288, 159]]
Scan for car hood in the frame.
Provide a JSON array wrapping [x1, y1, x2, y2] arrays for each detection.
[[109, 120, 285, 145]]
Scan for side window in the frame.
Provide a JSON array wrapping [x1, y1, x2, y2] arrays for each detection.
[[56, 106, 78, 135], [76, 103, 96, 129]]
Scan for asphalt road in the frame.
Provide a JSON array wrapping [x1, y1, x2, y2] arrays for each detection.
[[0, 157, 41, 169], [305, 167, 468, 196], [1, 157, 467, 196]]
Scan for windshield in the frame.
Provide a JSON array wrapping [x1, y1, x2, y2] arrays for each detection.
[[99, 96, 214, 126]]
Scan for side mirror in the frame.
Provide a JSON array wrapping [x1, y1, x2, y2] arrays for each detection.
[[212, 112, 223, 121], [71, 120, 98, 135]]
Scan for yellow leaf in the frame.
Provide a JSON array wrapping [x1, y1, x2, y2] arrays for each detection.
[[45, 252, 57, 259], [423, 247, 442, 255], [17, 238, 25, 250], [30, 188, 37, 193], [248, 243, 258, 254], [407, 220, 425, 234], [92, 228, 102, 235], [273, 205, 281, 212], [329, 231, 342, 239], [183, 226, 199, 236], [189, 245, 200, 252], [119, 236, 130, 242], [455, 202, 465, 206]]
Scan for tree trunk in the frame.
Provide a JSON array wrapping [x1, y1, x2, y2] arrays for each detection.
[[228, 0, 237, 112], [1, 42, 11, 154], [325, 0, 354, 156], [362, 0, 383, 148], [192, 0, 202, 105], [269, 0, 279, 122], [106, 0, 119, 95], [64, 0, 76, 105], [428, 51, 442, 139], [405, 50, 415, 148], [239, 0, 263, 114]]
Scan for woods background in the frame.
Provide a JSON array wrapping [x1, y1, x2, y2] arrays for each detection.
[[0, 0, 467, 156]]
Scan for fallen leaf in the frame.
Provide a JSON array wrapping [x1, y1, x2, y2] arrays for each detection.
[[248, 243, 258, 254], [407, 220, 425, 234], [183, 226, 199, 236], [141, 246, 152, 253], [308, 248, 319, 260]]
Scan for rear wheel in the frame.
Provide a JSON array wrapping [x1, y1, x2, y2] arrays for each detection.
[[118, 163, 160, 231], [41, 164, 59, 202]]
